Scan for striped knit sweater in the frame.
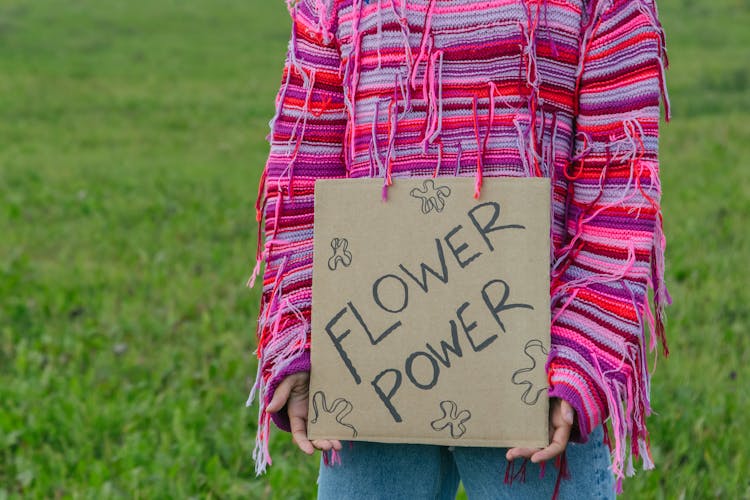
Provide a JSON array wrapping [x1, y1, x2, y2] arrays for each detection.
[[247, 0, 672, 493]]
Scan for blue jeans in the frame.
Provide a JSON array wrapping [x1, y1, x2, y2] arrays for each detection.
[[316, 425, 614, 499]]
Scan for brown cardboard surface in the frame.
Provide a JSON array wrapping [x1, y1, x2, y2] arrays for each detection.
[[308, 177, 551, 447]]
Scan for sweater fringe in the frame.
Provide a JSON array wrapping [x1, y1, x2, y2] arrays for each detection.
[[548, 151, 670, 491]]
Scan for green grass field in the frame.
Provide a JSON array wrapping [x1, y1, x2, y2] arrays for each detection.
[[1, 0, 748, 498]]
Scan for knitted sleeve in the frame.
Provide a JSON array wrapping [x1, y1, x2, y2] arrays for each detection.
[[246, 0, 346, 475], [546, 0, 671, 491]]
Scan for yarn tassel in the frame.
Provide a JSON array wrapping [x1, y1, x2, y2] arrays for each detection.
[[471, 93, 483, 199], [310, 0, 334, 44], [382, 83, 399, 200], [503, 458, 515, 485], [432, 139, 443, 178], [514, 458, 529, 484], [503, 458, 529, 486], [453, 142, 463, 177], [423, 49, 444, 151], [322, 448, 342, 467], [551, 450, 570, 500], [409, 0, 436, 91], [651, 209, 672, 356]]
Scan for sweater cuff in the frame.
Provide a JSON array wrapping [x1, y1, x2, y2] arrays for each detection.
[[265, 349, 311, 432], [546, 361, 603, 444]]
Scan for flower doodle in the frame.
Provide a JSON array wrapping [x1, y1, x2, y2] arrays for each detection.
[[309, 391, 358, 438], [430, 400, 472, 439], [511, 339, 549, 405], [410, 179, 452, 214], [327, 237, 353, 271]]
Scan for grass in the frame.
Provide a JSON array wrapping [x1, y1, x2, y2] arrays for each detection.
[[0, 0, 748, 498]]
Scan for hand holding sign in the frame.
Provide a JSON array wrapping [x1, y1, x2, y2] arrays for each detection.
[[505, 398, 576, 464], [266, 371, 342, 455]]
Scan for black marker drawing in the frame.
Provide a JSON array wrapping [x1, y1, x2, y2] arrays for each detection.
[[410, 179, 452, 214], [511, 339, 549, 405], [430, 400, 471, 439], [328, 237, 353, 271], [309, 390, 358, 438]]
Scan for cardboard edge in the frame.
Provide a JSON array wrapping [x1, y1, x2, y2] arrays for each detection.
[[305, 433, 549, 449], [308, 176, 554, 447]]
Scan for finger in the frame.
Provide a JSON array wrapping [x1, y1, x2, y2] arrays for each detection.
[[506, 447, 540, 461], [312, 439, 343, 451], [312, 439, 333, 451], [266, 378, 294, 414], [560, 400, 575, 426], [531, 420, 571, 463], [290, 415, 314, 455]]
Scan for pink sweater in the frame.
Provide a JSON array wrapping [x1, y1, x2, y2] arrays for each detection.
[[247, 0, 672, 493]]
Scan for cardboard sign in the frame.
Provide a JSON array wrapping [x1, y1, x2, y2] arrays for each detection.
[[308, 177, 551, 448]]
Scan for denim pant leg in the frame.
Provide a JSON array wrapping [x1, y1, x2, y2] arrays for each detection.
[[451, 425, 615, 500], [316, 441, 461, 500]]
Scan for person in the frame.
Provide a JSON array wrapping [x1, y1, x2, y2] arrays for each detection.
[[246, 0, 672, 498]]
